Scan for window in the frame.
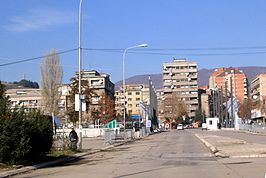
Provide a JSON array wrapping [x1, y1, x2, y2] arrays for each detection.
[[91, 80, 103, 86], [136, 92, 140, 95], [128, 92, 132, 95], [92, 96, 100, 103], [128, 98, 132, 101], [209, 120, 213, 125], [136, 98, 140, 101]]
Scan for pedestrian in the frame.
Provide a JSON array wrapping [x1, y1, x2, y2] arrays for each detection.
[[69, 128, 78, 150]]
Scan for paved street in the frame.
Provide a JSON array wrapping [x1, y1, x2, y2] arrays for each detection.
[[12, 130, 266, 178]]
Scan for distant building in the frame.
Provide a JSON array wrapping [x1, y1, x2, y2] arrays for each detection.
[[6, 85, 71, 120], [162, 58, 198, 118], [115, 79, 158, 129], [209, 67, 248, 102], [198, 88, 210, 118], [156, 89, 165, 121], [6, 88, 42, 112]]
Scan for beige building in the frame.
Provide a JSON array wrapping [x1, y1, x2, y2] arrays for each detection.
[[6, 85, 71, 118], [115, 82, 158, 127], [115, 84, 149, 117], [251, 74, 266, 120], [162, 58, 198, 118], [6, 88, 42, 112]]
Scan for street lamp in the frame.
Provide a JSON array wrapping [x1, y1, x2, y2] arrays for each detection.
[[122, 44, 148, 139], [78, 0, 83, 149]]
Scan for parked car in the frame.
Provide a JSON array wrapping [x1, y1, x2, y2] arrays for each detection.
[[202, 123, 207, 130], [177, 124, 184, 130]]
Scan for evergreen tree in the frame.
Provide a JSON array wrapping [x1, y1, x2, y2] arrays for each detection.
[[0, 81, 11, 119]]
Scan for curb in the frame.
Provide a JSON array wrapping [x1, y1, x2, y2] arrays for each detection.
[[0, 140, 131, 178], [195, 134, 266, 159], [195, 134, 218, 153], [195, 134, 228, 158]]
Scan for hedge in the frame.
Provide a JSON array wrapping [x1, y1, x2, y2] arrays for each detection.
[[0, 110, 53, 165]]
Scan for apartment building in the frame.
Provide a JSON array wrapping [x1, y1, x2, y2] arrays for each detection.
[[115, 84, 149, 117], [209, 67, 248, 102], [115, 81, 158, 127], [162, 58, 198, 118], [6, 88, 42, 112], [6, 85, 71, 118], [72, 70, 115, 123], [251, 74, 266, 120]]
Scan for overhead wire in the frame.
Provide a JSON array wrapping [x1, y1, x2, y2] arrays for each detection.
[[83, 48, 266, 56], [1, 45, 266, 67], [0, 48, 78, 67]]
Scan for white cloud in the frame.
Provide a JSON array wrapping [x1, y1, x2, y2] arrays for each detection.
[[5, 7, 76, 32]]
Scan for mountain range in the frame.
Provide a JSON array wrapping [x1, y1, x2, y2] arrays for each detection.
[[115, 66, 266, 90]]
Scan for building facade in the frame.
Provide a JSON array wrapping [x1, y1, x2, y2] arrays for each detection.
[[115, 81, 158, 128], [162, 58, 198, 119], [251, 74, 266, 121], [6, 85, 70, 119], [209, 67, 248, 102], [72, 70, 115, 124], [6, 88, 42, 112]]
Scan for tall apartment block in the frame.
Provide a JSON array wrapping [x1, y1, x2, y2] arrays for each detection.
[[209, 67, 248, 102], [162, 58, 198, 118], [251, 74, 266, 120]]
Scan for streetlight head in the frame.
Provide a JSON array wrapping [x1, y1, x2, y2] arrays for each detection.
[[138, 44, 148, 48]]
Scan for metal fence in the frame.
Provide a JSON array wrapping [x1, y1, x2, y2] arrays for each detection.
[[103, 128, 148, 145], [53, 127, 149, 149], [239, 124, 266, 134]]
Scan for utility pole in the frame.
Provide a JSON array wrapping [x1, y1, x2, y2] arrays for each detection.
[[225, 81, 228, 127], [212, 89, 216, 117], [78, 0, 83, 149], [220, 86, 224, 126], [217, 89, 220, 119], [230, 76, 234, 128]]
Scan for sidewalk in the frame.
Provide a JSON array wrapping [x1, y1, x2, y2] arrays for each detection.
[[196, 132, 266, 158], [0, 137, 126, 178]]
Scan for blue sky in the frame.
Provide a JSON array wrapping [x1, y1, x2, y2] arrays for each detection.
[[1, 0, 266, 84]]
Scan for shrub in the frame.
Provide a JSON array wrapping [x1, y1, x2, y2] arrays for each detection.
[[0, 110, 53, 165]]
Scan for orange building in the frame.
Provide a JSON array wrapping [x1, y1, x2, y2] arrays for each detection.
[[209, 67, 248, 102]]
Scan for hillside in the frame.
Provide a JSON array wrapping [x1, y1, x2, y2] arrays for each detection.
[[115, 66, 266, 90]]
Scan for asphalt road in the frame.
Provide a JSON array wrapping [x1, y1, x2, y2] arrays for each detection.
[[13, 130, 266, 178]]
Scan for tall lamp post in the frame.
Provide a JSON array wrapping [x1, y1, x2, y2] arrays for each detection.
[[123, 44, 148, 139], [78, 0, 83, 149]]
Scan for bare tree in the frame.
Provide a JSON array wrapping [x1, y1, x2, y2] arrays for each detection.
[[238, 98, 252, 120], [98, 93, 115, 124], [163, 93, 187, 127], [40, 49, 63, 115]]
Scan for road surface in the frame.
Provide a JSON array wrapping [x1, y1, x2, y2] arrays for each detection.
[[13, 130, 266, 178]]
